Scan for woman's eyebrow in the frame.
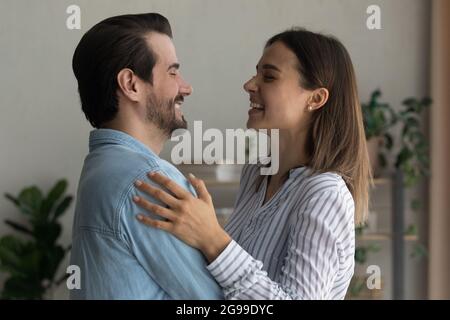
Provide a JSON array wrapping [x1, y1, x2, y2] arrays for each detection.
[[256, 63, 281, 72]]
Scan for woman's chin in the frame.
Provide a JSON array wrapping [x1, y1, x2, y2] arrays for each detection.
[[246, 121, 269, 130], [246, 120, 259, 130]]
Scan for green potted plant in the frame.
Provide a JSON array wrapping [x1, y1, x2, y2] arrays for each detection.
[[363, 91, 431, 258], [362, 89, 397, 177], [390, 96, 431, 258], [354, 91, 431, 299], [393, 96, 431, 187], [0, 179, 72, 299]]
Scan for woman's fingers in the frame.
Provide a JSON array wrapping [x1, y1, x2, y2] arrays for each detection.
[[136, 214, 173, 232], [188, 173, 211, 202], [134, 180, 178, 208], [133, 195, 177, 222], [147, 172, 191, 199]]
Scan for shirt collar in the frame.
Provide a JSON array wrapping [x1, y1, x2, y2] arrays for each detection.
[[89, 128, 158, 159], [288, 165, 309, 179], [256, 159, 309, 179]]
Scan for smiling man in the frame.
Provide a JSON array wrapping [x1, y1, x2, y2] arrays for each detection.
[[69, 13, 223, 299]]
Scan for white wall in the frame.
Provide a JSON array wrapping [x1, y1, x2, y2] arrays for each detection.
[[0, 0, 430, 299]]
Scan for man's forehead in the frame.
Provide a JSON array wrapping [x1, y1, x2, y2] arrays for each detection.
[[145, 32, 177, 64]]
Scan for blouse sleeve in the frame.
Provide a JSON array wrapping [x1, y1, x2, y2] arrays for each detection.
[[206, 190, 351, 300]]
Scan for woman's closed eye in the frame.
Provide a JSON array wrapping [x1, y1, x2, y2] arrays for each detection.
[[263, 74, 276, 82]]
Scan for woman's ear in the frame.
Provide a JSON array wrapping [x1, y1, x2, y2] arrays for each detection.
[[117, 68, 141, 102], [307, 88, 329, 111]]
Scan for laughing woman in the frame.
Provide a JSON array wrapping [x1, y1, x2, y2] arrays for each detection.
[[132, 28, 371, 300]]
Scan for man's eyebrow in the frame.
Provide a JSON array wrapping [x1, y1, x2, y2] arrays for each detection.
[[167, 63, 180, 71], [256, 64, 281, 72]]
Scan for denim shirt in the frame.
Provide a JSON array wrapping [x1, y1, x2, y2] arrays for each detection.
[[69, 129, 223, 300]]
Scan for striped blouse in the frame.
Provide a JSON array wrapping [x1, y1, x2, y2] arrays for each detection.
[[206, 164, 355, 300]]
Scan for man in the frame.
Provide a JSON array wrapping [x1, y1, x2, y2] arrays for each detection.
[[69, 13, 223, 299]]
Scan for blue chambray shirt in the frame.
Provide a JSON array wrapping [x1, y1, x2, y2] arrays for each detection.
[[69, 129, 223, 300]]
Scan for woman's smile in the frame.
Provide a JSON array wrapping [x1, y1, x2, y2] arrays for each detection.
[[248, 102, 265, 116]]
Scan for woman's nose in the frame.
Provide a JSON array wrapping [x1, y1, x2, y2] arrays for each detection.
[[243, 76, 257, 93]]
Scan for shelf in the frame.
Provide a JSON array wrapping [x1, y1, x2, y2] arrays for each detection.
[[373, 177, 390, 185], [357, 233, 418, 241]]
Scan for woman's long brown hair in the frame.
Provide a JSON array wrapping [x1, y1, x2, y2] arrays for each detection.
[[266, 28, 372, 225]]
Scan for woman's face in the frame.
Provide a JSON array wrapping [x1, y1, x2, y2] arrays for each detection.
[[244, 41, 311, 131]]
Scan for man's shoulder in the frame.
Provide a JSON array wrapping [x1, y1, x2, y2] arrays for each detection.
[[89, 143, 159, 172], [78, 144, 190, 213], [75, 145, 166, 228], [84, 144, 177, 194]]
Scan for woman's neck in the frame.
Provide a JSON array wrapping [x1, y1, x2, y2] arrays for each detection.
[[271, 128, 309, 181], [262, 128, 309, 204]]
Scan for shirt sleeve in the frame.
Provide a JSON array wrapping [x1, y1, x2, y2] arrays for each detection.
[[119, 170, 224, 300], [207, 190, 348, 300]]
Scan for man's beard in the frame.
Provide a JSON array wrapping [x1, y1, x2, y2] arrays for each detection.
[[145, 94, 187, 136]]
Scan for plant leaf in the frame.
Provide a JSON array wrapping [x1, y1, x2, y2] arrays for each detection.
[[0, 236, 25, 275], [411, 243, 428, 259], [411, 199, 422, 211], [406, 117, 420, 128], [355, 247, 367, 264], [33, 223, 61, 246], [4, 219, 33, 236], [383, 133, 393, 150], [42, 245, 66, 281], [2, 276, 44, 299], [402, 97, 418, 111], [395, 147, 413, 168], [18, 186, 43, 216], [52, 196, 73, 221], [421, 97, 432, 105], [4, 193, 20, 207], [372, 89, 381, 101], [362, 89, 396, 140], [41, 180, 68, 218], [404, 224, 417, 235]]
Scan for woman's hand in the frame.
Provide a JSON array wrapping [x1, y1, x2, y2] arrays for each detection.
[[133, 172, 232, 263]]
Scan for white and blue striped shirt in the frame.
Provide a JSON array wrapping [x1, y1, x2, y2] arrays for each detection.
[[206, 164, 355, 300]]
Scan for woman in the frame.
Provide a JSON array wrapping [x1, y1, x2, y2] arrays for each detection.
[[132, 28, 371, 299]]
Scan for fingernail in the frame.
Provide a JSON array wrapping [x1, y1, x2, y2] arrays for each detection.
[[134, 180, 142, 187], [188, 173, 196, 179], [148, 172, 155, 177], [133, 196, 140, 202], [136, 214, 143, 221]]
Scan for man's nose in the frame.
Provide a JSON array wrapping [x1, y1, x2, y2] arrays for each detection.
[[179, 76, 193, 96]]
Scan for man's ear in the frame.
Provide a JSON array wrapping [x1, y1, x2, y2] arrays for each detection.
[[117, 68, 141, 102], [308, 88, 329, 111]]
